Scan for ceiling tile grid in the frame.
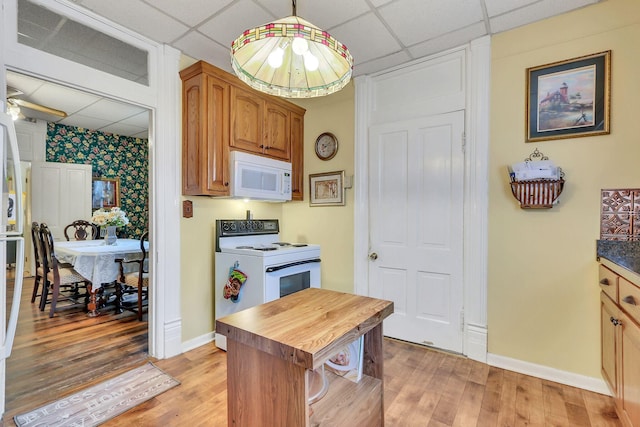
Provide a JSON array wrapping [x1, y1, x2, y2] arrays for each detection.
[[8, 0, 602, 138]]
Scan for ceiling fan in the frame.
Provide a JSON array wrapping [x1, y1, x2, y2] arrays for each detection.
[[6, 85, 67, 121]]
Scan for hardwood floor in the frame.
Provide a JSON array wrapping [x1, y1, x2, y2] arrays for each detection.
[[3, 277, 621, 426]]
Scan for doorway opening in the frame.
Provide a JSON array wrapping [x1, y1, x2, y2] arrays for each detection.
[[3, 70, 151, 418]]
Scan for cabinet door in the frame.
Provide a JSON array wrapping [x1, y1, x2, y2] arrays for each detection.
[[264, 102, 290, 160], [230, 86, 264, 154], [203, 76, 231, 195], [290, 111, 304, 200], [182, 74, 230, 196], [620, 309, 640, 426], [601, 292, 619, 396]]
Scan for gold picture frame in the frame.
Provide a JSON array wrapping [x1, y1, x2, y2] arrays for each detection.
[[526, 50, 611, 142], [309, 171, 345, 206], [92, 177, 120, 209]]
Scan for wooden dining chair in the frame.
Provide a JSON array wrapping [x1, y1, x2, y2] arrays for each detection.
[[29, 221, 48, 305], [40, 223, 90, 317], [64, 220, 98, 241], [115, 231, 149, 321]]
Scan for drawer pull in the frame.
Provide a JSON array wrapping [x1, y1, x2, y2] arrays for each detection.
[[599, 278, 610, 286], [623, 296, 637, 306]]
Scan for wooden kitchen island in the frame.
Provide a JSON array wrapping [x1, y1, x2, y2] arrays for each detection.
[[215, 287, 394, 427]]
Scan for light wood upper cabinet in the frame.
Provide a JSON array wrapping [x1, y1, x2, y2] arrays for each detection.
[[181, 60, 305, 198], [290, 111, 304, 201], [231, 86, 291, 161], [230, 86, 264, 155], [181, 67, 230, 196], [264, 102, 290, 160]]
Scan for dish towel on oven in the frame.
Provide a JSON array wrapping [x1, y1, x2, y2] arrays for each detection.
[[223, 263, 248, 303]]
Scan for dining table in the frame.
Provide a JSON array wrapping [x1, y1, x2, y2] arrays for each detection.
[[54, 238, 148, 316]]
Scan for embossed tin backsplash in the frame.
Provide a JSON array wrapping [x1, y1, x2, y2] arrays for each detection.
[[601, 188, 640, 241]]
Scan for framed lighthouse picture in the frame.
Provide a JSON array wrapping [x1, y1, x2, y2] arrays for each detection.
[[526, 51, 610, 142]]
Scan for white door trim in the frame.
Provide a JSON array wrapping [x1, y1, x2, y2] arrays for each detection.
[[1, 0, 182, 359], [354, 36, 490, 362]]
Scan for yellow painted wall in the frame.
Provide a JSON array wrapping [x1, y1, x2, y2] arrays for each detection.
[[179, 198, 282, 342], [489, 0, 640, 377], [178, 82, 355, 342], [282, 82, 356, 293], [178, 0, 639, 383]]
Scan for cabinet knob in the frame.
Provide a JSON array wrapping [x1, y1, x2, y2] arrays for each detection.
[[259, 144, 264, 149], [224, 182, 229, 187], [610, 316, 622, 326], [623, 295, 637, 306], [369, 252, 378, 261], [599, 278, 610, 286]]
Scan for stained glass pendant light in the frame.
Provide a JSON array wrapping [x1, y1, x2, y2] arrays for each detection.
[[231, 0, 353, 98]]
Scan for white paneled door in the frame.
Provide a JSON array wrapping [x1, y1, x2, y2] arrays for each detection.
[[368, 111, 465, 353], [31, 162, 92, 241]]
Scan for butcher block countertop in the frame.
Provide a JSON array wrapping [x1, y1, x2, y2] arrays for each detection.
[[215, 287, 394, 371], [217, 288, 394, 426]]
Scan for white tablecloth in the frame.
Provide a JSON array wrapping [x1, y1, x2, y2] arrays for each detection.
[[54, 239, 148, 288]]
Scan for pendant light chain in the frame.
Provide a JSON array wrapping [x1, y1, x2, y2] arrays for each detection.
[[292, 0, 297, 17]]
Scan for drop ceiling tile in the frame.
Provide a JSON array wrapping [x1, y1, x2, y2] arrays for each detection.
[[490, 0, 599, 33], [354, 51, 413, 76], [197, 0, 275, 47], [6, 72, 47, 97], [378, 0, 484, 46], [272, 0, 371, 29], [143, 0, 234, 27], [173, 31, 233, 73], [331, 13, 401, 64], [30, 85, 101, 116], [369, 0, 394, 7], [408, 22, 487, 60], [77, 99, 146, 122], [484, 0, 539, 17], [100, 122, 146, 137], [120, 111, 150, 128], [58, 113, 110, 131], [78, 0, 188, 43]]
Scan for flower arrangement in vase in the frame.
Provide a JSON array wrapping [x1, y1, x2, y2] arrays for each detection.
[[91, 207, 129, 245]]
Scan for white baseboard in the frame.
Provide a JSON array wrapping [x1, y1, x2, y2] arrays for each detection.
[[487, 353, 611, 396], [465, 324, 487, 363], [164, 318, 183, 358], [181, 331, 216, 353]]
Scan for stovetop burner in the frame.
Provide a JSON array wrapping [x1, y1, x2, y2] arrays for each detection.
[[235, 245, 279, 251]]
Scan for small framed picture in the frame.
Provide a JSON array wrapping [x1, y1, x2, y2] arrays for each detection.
[[526, 50, 611, 142], [309, 171, 345, 206], [92, 177, 120, 209]]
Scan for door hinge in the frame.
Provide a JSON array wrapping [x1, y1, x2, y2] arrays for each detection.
[[460, 310, 464, 332], [461, 132, 466, 153]]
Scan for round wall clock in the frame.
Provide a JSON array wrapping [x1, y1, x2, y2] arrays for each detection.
[[315, 132, 338, 160]]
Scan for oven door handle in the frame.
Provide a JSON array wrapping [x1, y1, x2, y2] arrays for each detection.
[[265, 258, 321, 273]]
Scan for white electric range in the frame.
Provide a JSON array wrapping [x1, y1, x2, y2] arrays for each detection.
[[214, 219, 321, 350]]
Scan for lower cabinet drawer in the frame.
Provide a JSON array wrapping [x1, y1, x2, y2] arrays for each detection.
[[619, 276, 640, 325], [599, 265, 619, 302]]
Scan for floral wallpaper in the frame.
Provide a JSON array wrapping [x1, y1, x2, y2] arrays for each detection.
[[46, 123, 149, 238]]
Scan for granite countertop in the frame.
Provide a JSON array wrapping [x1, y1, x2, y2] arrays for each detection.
[[597, 240, 640, 275]]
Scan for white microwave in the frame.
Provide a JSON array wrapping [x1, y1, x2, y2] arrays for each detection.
[[229, 151, 292, 201]]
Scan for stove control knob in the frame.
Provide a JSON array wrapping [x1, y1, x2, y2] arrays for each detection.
[[369, 252, 378, 261]]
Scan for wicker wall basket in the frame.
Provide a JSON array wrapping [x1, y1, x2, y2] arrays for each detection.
[[510, 179, 565, 209]]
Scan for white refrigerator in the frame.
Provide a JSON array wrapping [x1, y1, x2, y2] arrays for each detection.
[[0, 110, 25, 415]]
